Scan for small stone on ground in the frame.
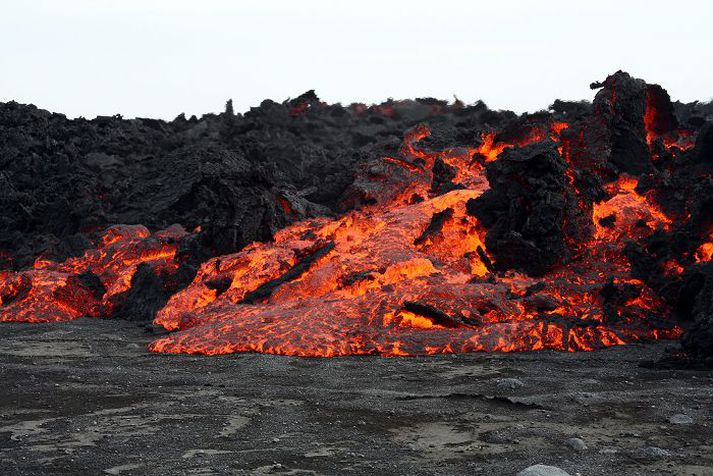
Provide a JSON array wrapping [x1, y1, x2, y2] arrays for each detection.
[[517, 464, 571, 476], [564, 437, 588, 451], [669, 413, 693, 425], [496, 377, 524, 390]]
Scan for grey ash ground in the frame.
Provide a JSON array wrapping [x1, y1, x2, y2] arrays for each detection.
[[1, 320, 712, 475]]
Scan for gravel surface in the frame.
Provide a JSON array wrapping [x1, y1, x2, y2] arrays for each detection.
[[1, 319, 712, 475]]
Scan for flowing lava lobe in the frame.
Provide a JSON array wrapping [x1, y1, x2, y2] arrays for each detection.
[[148, 124, 681, 356], [0, 225, 187, 322]]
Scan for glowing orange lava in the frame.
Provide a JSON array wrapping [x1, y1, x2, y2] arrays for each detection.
[[0, 225, 187, 322], [147, 127, 681, 357], [644, 90, 695, 153], [695, 241, 713, 263], [0, 112, 689, 357], [478, 121, 569, 163], [592, 175, 672, 241]]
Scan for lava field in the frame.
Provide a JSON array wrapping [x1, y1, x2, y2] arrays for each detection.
[[1, 71, 711, 364]]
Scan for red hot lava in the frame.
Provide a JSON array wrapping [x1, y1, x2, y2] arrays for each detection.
[[0, 225, 187, 322], [644, 85, 695, 153], [148, 123, 682, 356], [3, 72, 709, 358]]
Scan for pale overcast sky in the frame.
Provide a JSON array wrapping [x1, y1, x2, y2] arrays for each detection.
[[1, 0, 711, 119]]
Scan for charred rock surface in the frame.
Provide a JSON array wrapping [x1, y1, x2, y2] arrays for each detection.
[[0, 94, 487, 269], [466, 142, 588, 276]]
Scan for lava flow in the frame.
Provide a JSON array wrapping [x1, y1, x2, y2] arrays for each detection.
[[0, 225, 188, 322], [148, 121, 682, 356], [2, 71, 710, 359]]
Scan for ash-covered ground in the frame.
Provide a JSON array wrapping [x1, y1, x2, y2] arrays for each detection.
[[0, 319, 712, 475]]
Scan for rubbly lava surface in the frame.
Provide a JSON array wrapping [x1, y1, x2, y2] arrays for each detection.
[[149, 122, 682, 356], [1, 71, 712, 361], [0, 225, 189, 323]]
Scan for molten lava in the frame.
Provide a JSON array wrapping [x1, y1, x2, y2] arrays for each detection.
[[477, 122, 569, 163], [695, 233, 713, 263], [592, 175, 672, 241], [147, 124, 681, 356], [2, 79, 703, 358], [0, 225, 187, 322], [644, 88, 695, 153]]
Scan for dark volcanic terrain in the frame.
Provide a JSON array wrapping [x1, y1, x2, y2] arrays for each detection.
[[1, 319, 712, 475], [1, 72, 713, 475], [2, 72, 712, 360]]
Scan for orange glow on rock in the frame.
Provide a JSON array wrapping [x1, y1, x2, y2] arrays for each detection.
[[695, 242, 713, 263], [147, 127, 680, 357], [477, 121, 568, 164], [0, 225, 188, 323], [478, 132, 508, 163], [644, 89, 696, 153], [592, 175, 672, 241]]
